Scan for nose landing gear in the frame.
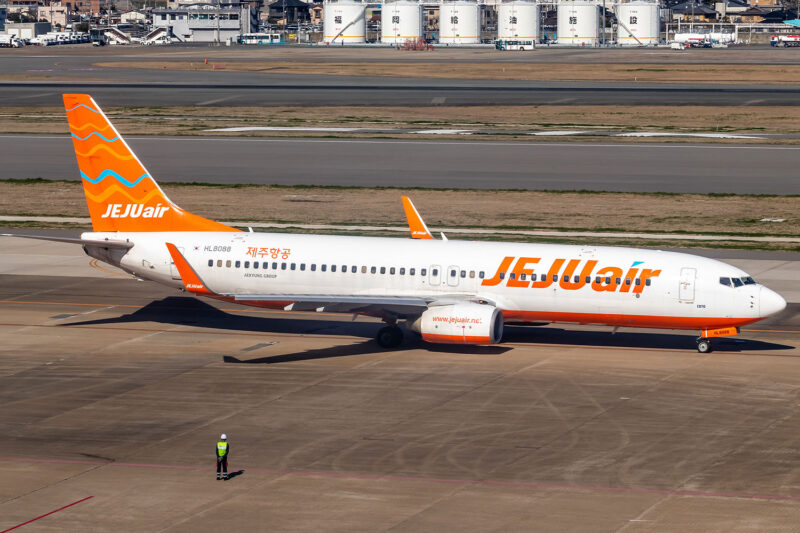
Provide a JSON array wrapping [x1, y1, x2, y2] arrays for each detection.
[[696, 338, 713, 354]]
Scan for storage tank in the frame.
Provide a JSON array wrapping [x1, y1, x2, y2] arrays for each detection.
[[323, 0, 366, 44], [557, 1, 598, 46], [616, 1, 659, 46], [497, 0, 539, 41], [381, 0, 423, 44], [439, 0, 481, 44]]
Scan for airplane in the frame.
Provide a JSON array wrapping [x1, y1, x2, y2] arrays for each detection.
[[2, 94, 787, 353]]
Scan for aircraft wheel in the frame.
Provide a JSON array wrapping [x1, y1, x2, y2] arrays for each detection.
[[696, 339, 713, 354], [376, 326, 403, 348]]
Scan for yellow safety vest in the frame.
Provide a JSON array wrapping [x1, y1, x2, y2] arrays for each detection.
[[217, 441, 228, 456]]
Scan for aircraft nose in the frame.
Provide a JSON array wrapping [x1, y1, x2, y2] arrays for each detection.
[[759, 286, 787, 318]]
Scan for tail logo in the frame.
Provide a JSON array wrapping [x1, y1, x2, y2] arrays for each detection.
[[101, 203, 170, 219]]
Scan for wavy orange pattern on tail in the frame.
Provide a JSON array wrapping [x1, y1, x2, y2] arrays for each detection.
[[64, 94, 239, 233]]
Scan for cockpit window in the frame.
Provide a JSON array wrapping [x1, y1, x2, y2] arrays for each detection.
[[719, 277, 731, 287], [732, 277, 744, 287], [742, 276, 756, 285]]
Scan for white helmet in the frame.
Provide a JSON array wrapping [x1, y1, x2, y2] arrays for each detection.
[[220, 433, 227, 440]]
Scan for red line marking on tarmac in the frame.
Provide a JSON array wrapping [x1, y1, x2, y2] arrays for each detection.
[[2, 456, 800, 503], [0, 496, 93, 533]]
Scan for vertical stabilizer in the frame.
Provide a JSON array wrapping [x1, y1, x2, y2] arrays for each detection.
[[64, 94, 239, 233]]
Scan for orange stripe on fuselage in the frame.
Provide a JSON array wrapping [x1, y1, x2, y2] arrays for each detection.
[[502, 310, 760, 330]]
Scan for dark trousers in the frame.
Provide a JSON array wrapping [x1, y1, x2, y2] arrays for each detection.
[[216, 457, 227, 475]]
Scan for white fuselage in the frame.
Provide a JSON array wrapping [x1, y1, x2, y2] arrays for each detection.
[[84, 231, 785, 331]]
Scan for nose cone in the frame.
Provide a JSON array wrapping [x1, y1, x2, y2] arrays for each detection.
[[760, 286, 787, 318]]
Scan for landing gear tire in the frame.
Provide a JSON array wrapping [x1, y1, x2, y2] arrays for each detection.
[[696, 339, 713, 354], [376, 326, 403, 348]]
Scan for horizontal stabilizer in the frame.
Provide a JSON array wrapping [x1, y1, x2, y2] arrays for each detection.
[[1, 233, 134, 249]]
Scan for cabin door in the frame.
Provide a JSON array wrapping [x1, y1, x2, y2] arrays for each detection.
[[679, 267, 696, 302]]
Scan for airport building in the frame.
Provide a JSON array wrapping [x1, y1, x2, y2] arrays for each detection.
[[152, 1, 257, 42]]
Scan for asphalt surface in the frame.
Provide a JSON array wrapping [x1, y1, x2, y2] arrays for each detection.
[[3, 47, 800, 106], [0, 239, 799, 531], [4, 134, 800, 194]]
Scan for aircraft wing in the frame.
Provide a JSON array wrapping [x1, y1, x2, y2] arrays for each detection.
[[1, 233, 134, 249], [165, 242, 492, 317]]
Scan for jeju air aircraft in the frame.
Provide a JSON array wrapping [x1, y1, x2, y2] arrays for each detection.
[[3, 94, 787, 353]]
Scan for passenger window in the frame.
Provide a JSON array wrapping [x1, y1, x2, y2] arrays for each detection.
[[217, 260, 222, 267], [311, 264, 316, 271], [362, 266, 367, 273], [530, 274, 537, 281], [351, 266, 357, 273], [574, 276, 579, 283], [635, 278, 641, 286], [254, 262, 259, 269], [461, 270, 466, 278], [553, 274, 558, 282], [585, 276, 591, 283], [595, 276, 601, 284], [479, 271, 485, 279], [208, 259, 213, 267], [281, 263, 286, 270], [645, 279, 652, 286], [605, 277, 611, 284], [499, 272, 505, 280], [371, 266, 377, 274], [332, 265, 337, 272], [625, 278, 631, 285], [321, 264, 327, 272], [562, 275, 569, 282], [300, 264, 305, 271], [450, 269, 456, 277], [732, 278, 743, 287], [411, 268, 416, 275], [421, 268, 427, 276], [432, 268, 439, 276], [390, 267, 395, 275], [234, 261, 240, 268], [244, 261, 250, 268], [509, 273, 516, 280], [520, 273, 526, 281], [400, 268, 406, 275], [380, 267, 386, 274], [272, 262, 278, 269], [226, 260, 232, 268], [291, 263, 296, 271], [615, 277, 621, 285], [469, 271, 475, 278]]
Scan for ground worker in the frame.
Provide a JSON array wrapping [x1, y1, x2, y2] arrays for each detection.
[[216, 433, 229, 480]]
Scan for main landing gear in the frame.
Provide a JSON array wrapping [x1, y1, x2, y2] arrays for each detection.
[[376, 325, 404, 348], [696, 338, 713, 354]]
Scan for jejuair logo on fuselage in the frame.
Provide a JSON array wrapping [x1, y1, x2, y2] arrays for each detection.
[[482, 256, 661, 294], [101, 204, 170, 219]]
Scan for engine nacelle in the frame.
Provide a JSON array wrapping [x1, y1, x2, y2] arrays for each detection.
[[407, 303, 503, 345]]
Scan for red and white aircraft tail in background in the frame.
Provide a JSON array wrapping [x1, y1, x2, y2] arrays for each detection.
[[4, 94, 787, 352]]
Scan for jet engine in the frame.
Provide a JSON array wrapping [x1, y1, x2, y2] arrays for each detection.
[[407, 303, 503, 345]]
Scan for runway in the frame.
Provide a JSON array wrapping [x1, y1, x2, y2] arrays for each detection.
[[0, 239, 799, 531], [5, 79, 800, 106], [4, 134, 800, 194]]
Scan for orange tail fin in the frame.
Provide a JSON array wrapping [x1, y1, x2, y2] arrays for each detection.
[[64, 94, 239, 233]]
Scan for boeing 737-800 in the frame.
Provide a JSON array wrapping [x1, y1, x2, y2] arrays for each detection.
[[3, 95, 787, 353]]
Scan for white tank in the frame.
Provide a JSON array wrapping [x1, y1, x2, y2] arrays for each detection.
[[381, 0, 423, 44], [323, 0, 366, 44], [439, 0, 481, 45], [557, 1, 598, 46], [616, 1, 659, 46], [497, 0, 539, 41]]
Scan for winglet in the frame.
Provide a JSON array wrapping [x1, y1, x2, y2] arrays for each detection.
[[401, 196, 434, 240], [165, 243, 212, 294]]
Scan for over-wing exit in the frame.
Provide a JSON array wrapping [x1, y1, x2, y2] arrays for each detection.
[[3, 94, 786, 353]]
